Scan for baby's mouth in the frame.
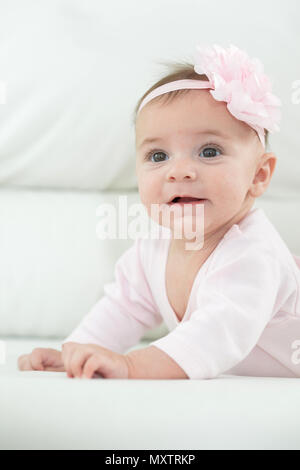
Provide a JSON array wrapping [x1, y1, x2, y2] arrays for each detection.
[[168, 197, 206, 204]]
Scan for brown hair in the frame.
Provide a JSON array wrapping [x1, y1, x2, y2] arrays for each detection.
[[133, 60, 269, 148]]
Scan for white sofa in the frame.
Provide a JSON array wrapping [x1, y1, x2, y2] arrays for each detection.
[[0, 0, 300, 450]]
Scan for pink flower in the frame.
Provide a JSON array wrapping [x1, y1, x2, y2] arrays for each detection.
[[194, 44, 281, 136]]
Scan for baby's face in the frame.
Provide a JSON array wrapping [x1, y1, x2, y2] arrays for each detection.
[[135, 90, 264, 234]]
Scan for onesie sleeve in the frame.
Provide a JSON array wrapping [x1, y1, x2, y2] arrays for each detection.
[[62, 238, 163, 354], [149, 237, 284, 379]]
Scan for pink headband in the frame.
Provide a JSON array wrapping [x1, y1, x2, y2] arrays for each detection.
[[137, 44, 282, 149]]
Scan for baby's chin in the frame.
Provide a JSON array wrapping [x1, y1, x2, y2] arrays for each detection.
[[155, 207, 229, 240], [152, 211, 206, 245]]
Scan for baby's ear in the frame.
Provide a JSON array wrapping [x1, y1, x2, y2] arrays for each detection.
[[251, 152, 277, 197], [264, 152, 277, 179]]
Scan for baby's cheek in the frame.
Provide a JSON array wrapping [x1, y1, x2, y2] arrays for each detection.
[[214, 170, 245, 197], [210, 177, 247, 214], [141, 176, 162, 205]]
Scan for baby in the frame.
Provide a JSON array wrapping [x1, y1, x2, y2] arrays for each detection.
[[18, 44, 300, 380]]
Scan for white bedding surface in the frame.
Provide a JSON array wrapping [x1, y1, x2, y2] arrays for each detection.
[[1, 337, 300, 450]]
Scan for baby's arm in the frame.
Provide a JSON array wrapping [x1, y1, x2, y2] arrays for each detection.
[[125, 345, 188, 379]]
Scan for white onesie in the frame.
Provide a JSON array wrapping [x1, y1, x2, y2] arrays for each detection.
[[63, 207, 300, 379]]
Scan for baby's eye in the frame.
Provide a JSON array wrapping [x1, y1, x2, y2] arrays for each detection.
[[199, 146, 222, 158], [146, 151, 168, 163], [145, 145, 222, 163]]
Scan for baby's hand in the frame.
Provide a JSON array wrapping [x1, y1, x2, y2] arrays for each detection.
[[18, 348, 65, 372], [61, 342, 129, 379]]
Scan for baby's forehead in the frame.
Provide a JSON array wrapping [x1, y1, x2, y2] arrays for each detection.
[[135, 90, 254, 145]]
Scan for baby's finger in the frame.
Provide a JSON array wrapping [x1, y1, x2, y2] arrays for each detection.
[[82, 355, 103, 379], [62, 343, 77, 376], [30, 349, 45, 371], [18, 354, 32, 371], [69, 349, 91, 378]]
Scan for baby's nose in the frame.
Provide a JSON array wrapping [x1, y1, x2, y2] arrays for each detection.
[[166, 160, 197, 181]]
